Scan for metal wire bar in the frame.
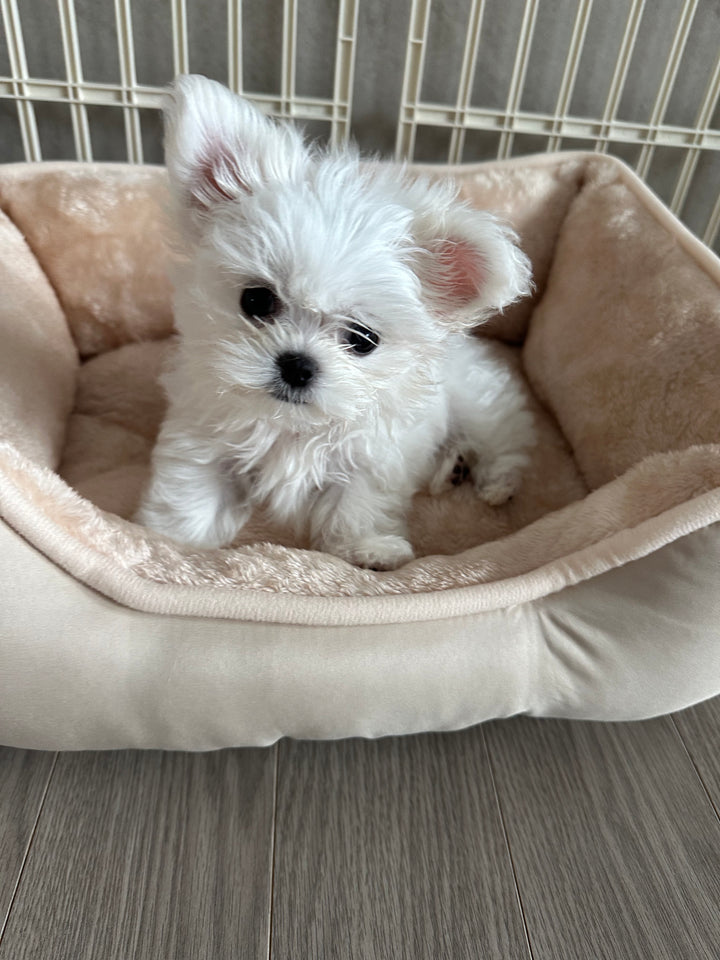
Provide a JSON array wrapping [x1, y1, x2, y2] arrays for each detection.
[[227, 0, 243, 94], [0, 0, 41, 160], [281, 0, 297, 117], [671, 50, 720, 216], [171, 0, 189, 76], [407, 100, 720, 151], [114, 0, 143, 163], [703, 187, 720, 248], [2, 76, 719, 153], [497, 0, 539, 159], [595, 0, 646, 154], [447, 0, 486, 164], [395, 0, 432, 161], [330, 0, 358, 146], [546, 0, 594, 153], [58, 0, 92, 161], [635, 0, 699, 179], [0, 78, 335, 115]]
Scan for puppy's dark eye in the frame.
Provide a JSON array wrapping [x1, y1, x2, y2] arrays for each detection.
[[240, 286, 279, 322], [342, 322, 379, 355]]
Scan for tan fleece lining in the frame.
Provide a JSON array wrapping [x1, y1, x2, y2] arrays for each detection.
[[0, 152, 719, 626]]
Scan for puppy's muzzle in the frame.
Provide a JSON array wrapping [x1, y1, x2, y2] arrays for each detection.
[[274, 352, 317, 402]]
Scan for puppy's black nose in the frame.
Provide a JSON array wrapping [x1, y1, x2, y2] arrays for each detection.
[[276, 352, 317, 389]]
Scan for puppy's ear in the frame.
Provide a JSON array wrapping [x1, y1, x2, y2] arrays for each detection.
[[164, 74, 308, 222], [408, 180, 532, 326]]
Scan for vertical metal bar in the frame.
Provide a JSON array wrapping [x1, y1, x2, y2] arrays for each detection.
[[595, 0, 646, 153], [497, 0, 539, 159], [671, 51, 720, 215], [228, 0, 243, 93], [114, 0, 143, 163], [58, 0, 93, 161], [171, 0, 189, 75], [703, 188, 720, 249], [547, 0, 594, 152], [1, 0, 41, 160], [448, 0, 486, 164], [331, 0, 358, 147], [281, 0, 297, 117], [635, 0, 699, 179], [395, 0, 432, 161]]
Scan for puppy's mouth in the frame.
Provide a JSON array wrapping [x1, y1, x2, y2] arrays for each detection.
[[270, 383, 313, 406]]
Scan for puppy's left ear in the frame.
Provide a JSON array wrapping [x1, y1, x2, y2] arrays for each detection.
[[410, 183, 532, 326]]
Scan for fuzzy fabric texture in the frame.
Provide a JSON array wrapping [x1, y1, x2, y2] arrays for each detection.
[[0, 153, 719, 606]]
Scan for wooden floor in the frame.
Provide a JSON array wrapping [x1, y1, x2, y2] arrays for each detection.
[[2, 700, 720, 959]]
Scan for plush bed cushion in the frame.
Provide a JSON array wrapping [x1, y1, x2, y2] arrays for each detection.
[[1, 152, 719, 750]]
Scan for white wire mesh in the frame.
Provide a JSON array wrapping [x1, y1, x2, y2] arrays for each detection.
[[1, 0, 719, 248], [1, 0, 41, 160]]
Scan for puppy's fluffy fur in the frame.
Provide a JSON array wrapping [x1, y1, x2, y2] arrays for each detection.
[[138, 75, 535, 570]]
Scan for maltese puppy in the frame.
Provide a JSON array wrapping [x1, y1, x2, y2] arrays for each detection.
[[138, 74, 535, 570]]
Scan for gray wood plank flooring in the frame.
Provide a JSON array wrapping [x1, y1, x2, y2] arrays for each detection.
[[485, 715, 720, 960], [0, 749, 56, 939], [673, 697, 720, 815], [0, 749, 276, 960], [270, 731, 532, 960], [2, 710, 720, 959]]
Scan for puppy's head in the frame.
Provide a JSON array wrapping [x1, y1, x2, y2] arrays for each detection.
[[165, 75, 532, 425]]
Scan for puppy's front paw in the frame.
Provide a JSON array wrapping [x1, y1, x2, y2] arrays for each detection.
[[341, 535, 415, 571], [138, 490, 250, 548]]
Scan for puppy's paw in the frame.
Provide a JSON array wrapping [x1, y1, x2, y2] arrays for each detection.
[[473, 462, 524, 506], [428, 450, 470, 495], [138, 491, 250, 548], [342, 535, 415, 571]]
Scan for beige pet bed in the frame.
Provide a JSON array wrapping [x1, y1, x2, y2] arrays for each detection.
[[1, 152, 720, 750]]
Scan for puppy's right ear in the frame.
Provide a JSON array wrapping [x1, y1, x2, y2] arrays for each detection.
[[164, 74, 308, 227]]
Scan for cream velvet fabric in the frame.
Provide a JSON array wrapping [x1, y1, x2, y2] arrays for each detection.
[[1, 152, 719, 749], [1, 517, 720, 750]]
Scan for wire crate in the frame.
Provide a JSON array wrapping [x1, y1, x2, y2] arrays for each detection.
[[1, 0, 719, 250]]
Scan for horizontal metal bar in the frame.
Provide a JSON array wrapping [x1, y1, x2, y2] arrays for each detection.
[[2, 77, 720, 156], [0, 77, 346, 122], [407, 102, 720, 151]]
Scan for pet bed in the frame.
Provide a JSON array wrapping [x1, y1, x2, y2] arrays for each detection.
[[1, 152, 719, 751]]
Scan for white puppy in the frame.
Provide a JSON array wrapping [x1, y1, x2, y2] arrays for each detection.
[[138, 75, 535, 570]]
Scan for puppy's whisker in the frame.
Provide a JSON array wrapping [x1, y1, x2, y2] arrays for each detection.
[[284, 311, 309, 339], [282, 313, 299, 336], [338, 324, 377, 347], [340, 326, 374, 341]]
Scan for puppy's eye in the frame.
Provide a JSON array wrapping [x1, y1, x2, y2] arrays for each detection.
[[342, 322, 380, 355], [240, 286, 279, 322]]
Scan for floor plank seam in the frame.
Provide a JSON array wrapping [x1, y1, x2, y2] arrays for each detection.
[[267, 743, 280, 960], [482, 729, 537, 960], [670, 716, 720, 826], [0, 751, 58, 948]]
